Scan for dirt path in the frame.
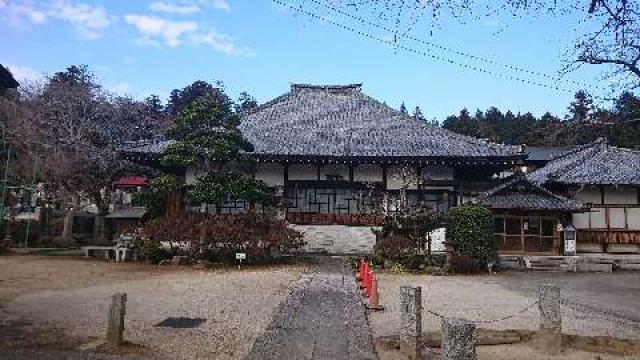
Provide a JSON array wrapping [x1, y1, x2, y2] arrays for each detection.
[[246, 257, 375, 360]]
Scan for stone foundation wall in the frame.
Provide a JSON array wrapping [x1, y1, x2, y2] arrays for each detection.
[[291, 225, 378, 255]]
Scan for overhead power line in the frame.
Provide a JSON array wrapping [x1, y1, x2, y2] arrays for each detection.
[[273, 0, 594, 97], [285, 0, 603, 93]]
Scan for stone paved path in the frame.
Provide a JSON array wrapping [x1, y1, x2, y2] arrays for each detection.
[[246, 257, 376, 360]]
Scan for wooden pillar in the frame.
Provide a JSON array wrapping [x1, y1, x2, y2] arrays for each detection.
[[382, 165, 388, 190], [349, 164, 354, 182], [415, 164, 424, 204]]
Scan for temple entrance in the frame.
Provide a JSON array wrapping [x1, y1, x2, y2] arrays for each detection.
[[493, 214, 561, 255]]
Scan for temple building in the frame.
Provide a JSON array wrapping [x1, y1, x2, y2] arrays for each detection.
[[124, 84, 522, 224], [476, 172, 584, 255], [529, 138, 640, 254]]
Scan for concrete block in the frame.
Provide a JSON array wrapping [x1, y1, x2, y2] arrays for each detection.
[[399, 286, 422, 360], [577, 262, 613, 272], [441, 318, 477, 360], [106, 293, 126, 347], [537, 285, 561, 354]]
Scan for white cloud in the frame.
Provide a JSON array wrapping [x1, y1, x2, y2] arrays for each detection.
[[5, 64, 45, 84], [150, 1, 201, 15], [49, 1, 112, 39], [124, 13, 252, 57], [0, 1, 111, 39], [209, 0, 231, 12], [124, 14, 197, 47], [191, 29, 254, 57]]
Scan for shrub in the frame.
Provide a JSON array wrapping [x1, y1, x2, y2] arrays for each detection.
[[446, 205, 495, 264], [373, 208, 442, 259], [447, 255, 484, 274], [131, 192, 165, 219], [139, 239, 172, 264], [139, 212, 304, 264]]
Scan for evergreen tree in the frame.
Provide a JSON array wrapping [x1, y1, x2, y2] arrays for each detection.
[[412, 106, 425, 121], [399, 102, 408, 115], [162, 96, 273, 210], [235, 91, 259, 114], [567, 90, 594, 122]]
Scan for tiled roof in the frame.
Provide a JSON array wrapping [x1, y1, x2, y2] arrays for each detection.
[[524, 146, 567, 162], [529, 138, 640, 186], [121, 140, 175, 155], [113, 176, 149, 187], [476, 173, 584, 211], [238, 84, 522, 159]]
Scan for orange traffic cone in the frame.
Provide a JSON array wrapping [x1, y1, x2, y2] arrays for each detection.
[[364, 269, 373, 297], [367, 273, 384, 311], [356, 259, 364, 281], [360, 262, 369, 289]]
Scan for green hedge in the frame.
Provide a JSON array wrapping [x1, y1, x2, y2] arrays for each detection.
[[447, 205, 495, 263]]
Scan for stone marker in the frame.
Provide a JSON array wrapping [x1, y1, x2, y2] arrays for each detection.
[[399, 286, 422, 360], [106, 293, 127, 347], [537, 284, 562, 354], [441, 318, 477, 360]]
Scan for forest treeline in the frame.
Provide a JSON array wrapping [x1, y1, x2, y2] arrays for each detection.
[[434, 91, 640, 149]]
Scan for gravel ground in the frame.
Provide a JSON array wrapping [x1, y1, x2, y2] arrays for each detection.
[[0, 256, 304, 359], [369, 272, 640, 360]]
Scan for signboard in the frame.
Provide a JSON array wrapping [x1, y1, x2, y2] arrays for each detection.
[[563, 226, 576, 256], [236, 252, 246, 260]]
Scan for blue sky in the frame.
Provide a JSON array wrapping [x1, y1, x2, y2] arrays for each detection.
[[1, 0, 617, 120]]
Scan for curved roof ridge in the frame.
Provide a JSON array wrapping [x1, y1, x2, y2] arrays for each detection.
[[238, 83, 523, 158], [355, 91, 519, 153]]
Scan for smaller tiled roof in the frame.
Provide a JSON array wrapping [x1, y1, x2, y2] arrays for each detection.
[[113, 176, 149, 187], [476, 172, 584, 211], [524, 146, 567, 162], [121, 140, 175, 155], [529, 138, 640, 186]]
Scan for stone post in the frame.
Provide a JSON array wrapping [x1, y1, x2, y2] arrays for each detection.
[[399, 286, 422, 360], [441, 318, 477, 360], [106, 293, 127, 347], [537, 284, 562, 354]]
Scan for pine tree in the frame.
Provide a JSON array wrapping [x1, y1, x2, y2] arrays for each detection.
[[568, 90, 594, 122], [412, 106, 426, 121], [399, 102, 408, 115]]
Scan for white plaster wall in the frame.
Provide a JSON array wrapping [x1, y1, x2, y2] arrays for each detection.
[[628, 208, 640, 230], [255, 163, 284, 186], [387, 165, 418, 190], [604, 187, 638, 205], [590, 208, 607, 228], [422, 165, 454, 181], [574, 187, 602, 204], [353, 164, 383, 182], [572, 212, 590, 229], [288, 164, 317, 181], [609, 208, 626, 229], [319, 164, 349, 180]]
